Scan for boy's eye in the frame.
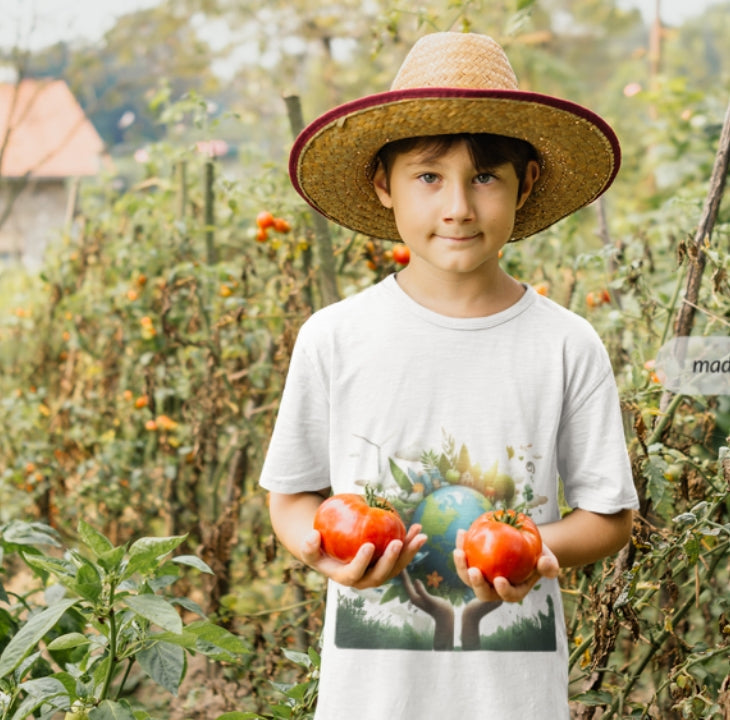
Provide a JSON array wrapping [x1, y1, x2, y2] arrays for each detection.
[[474, 172, 495, 184], [418, 173, 439, 184]]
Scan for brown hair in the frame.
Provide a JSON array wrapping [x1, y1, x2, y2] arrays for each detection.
[[376, 133, 539, 196]]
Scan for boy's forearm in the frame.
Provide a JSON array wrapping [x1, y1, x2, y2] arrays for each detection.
[[539, 508, 633, 568], [268, 490, 329, 563]]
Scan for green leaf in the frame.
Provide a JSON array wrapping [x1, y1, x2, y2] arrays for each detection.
[[572, 690, 613, 706], [123, 595, 183, 634], [78, 521, 114, 558], [683, 533, 701, 566], [281, 649, 311, 667], [0, 607, 17, 638], [644, 456, 670, 513], [10, 676, 69, 719], [21, 553, 74, 582], [148, 629, 199, 652], [185, 620, 249, 655], [47, 632, 91, 651], [171, 596, 206, 618], [307, 646, 321, 668], [123, 535, 187, 579], [136, 642, 185, 695], [0, 579, 9, 604], [388, 458, 412, 492], [0, 521, 60, 549], [171, 554, 214, 574], [89, 699, 137, 720], [50, 670, 78, 696], [16, 676, 69, 699], [73, 563, 103, 603], [214, 714, 260, 720], [98, 546, 126, 574], [0, 597, 77, 678]]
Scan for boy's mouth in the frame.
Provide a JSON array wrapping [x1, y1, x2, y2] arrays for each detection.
[[435, 232, 481, 242]]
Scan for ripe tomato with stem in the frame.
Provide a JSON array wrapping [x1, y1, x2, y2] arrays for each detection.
[[314, 487, 406, 564], [463, 508, 542, 585]]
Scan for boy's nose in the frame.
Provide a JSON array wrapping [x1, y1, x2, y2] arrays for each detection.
[[442, 182, 474, 223]]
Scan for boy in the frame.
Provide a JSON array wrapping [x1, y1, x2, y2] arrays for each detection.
[[260, 32, 639, 718]]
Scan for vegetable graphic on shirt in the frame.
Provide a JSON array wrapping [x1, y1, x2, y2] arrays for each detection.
[[338, 431, 554, 652], [337, 432, 543, 653], [384, 433, 540, 600]]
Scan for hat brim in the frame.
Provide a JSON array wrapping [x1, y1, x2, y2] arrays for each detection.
[[290, 88, 620, 241]]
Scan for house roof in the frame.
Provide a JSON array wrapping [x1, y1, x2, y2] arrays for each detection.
[[0, 79, 106, 178]]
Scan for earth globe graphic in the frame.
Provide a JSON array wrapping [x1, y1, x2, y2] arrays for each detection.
[[408, 484, 493, 593]]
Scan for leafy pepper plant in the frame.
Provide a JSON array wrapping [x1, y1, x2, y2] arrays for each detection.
[[0, 520, 249, 720]]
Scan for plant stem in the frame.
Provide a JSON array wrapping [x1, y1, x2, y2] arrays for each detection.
[[647, 391, 684, 446], [99, 608, 117, 702], [659, 266, 686, 347], [114, 657, 135, 701]]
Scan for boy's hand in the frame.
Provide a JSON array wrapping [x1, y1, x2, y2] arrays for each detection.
[[300, 524, 427, 589], [453, 528, 559, 603]]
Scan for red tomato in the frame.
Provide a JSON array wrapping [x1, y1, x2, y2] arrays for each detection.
[[587, 289, 611, 308], [463, 509, 542, 585], [256, 211, 275, 229], [272, 217, 291, 233], [392, 244, 410, 265], [313, 489, 406, 564]]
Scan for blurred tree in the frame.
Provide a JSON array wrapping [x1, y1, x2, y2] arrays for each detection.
[[66, 6, 220, 147], [14, 5, 220, 147]]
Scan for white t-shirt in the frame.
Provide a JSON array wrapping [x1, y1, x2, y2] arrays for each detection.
[[260, 274, 639, 720]]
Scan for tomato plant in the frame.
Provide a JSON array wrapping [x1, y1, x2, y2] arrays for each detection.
[[313, 487, 406, 563], [463, 509, 542, 585]]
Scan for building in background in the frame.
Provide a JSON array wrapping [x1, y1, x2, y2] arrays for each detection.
[[0, 78, 109, 267]]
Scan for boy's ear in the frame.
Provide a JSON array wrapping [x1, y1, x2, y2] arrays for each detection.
[[372, 161, 394, 209], [516, 160, 541, 210]]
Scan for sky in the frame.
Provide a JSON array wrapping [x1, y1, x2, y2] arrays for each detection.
[[0, 0, 723, 51]]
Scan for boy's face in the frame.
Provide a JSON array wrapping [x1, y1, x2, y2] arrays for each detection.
[[373, 139, 538, 280]]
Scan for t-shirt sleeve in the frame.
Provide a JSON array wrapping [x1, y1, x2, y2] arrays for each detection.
[[259, 321, 332, 494], [556, 336, 639, 514]]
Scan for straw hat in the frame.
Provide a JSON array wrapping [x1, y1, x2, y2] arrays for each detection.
[[289, 32, 621, 242]]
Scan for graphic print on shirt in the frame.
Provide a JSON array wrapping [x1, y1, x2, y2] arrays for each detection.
[[335, 430, 557, 652]]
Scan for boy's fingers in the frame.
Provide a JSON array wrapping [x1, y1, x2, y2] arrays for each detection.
[[454, 546, 493, 600], [307, 531, 429, 589], [492, 576, 526, 603], [468, 568, 502, 602], [300, 529, 323, 566], [453, 546, 467, 571], [361, 539, 403, 585], [537, 545, 560, 579], [455, 528, 466, 550]]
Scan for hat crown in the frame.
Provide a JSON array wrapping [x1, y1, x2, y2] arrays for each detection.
[[390, 33, 519, 92]]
